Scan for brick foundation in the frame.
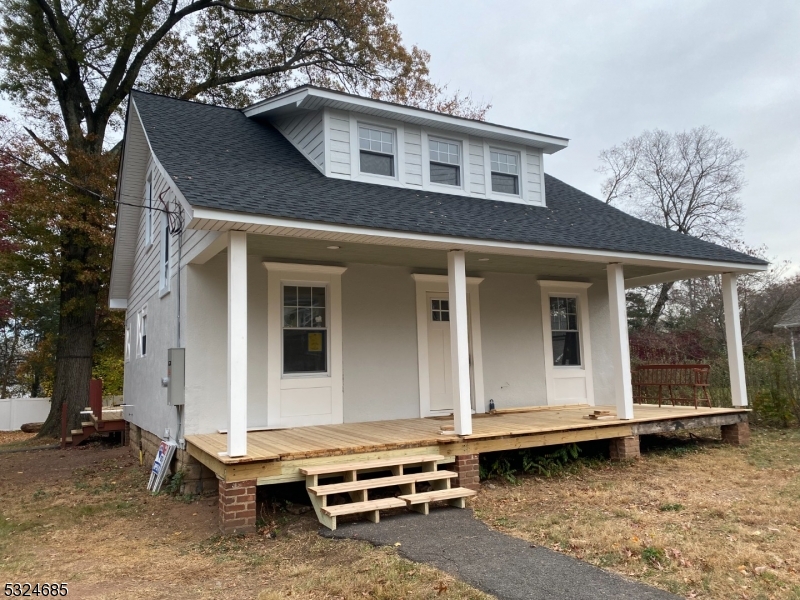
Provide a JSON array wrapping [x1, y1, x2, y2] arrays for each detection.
[[127, 422, 218, 495], [609, 435, 641, 461], [454, 454, 481, 491], [721, 421, 750, 446], [218, 478, 257, 534]]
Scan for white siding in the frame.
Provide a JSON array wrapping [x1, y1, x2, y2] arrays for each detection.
[[404, 127, 423, 186], [469, 138, 486, 195], [272, 110, 324, 169], [327, 109, 351, 176], [525, 147, 545, 206]]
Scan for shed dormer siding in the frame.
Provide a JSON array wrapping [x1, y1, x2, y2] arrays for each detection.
[[272, 109, 325, 171], [272, 106, 547, 207]]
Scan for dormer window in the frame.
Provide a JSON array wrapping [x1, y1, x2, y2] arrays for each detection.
[[429, 139, 461, 186], [490, 150, 520, 195], [359, 125, 394, 177]]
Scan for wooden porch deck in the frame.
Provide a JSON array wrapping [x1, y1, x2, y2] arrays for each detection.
[[186, 404, 748, 484]]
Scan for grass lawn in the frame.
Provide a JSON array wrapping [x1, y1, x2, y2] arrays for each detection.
[[0, 441, 489, 600], [473, 427, 800, 600]]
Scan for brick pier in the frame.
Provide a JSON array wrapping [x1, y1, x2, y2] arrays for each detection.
[[454, 454, 481, 491], [218, 478, 257, 534], [609, 435, 641, 461]]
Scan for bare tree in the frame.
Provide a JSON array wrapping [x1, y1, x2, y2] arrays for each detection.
[[598, 127, 747, 328]]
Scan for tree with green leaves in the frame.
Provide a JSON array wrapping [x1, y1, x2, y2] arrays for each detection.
[[0, 0, 487, 436]]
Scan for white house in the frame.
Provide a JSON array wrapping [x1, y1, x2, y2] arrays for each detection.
[[110, 86, 765, 533]]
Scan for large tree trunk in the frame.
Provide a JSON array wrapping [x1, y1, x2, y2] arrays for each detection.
[[38, 232, 100, 438], [645, 281, 675, 330]]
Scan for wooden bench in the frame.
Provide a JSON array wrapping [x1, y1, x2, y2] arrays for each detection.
[[632, 364, 712, 409]]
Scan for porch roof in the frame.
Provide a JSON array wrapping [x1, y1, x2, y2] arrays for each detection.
[[129, 90, 766, 268]]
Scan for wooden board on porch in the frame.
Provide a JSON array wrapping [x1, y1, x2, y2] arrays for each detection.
[[185, 404, 749, 470]]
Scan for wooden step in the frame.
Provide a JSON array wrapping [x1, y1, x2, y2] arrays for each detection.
[[399, 487, 478, 505], [308, 470, 457, 496], [81, 421, 94, 428], [321, 497, 407, 517], [300, 454, 445, 476]]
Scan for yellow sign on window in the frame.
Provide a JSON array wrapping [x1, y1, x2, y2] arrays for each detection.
[[308, 332, 323, 352]]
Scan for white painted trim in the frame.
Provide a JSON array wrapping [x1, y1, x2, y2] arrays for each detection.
[[411, 274, 484, 285], [136, 304, 148, 358], [243, 86, 570, 153], [349, 115, 405, 185], [722, 273, 748, 407], [263, 262, 347, 275], [421, 129, 472, 196], [413, 271, 485, 421], [227, 231, 248, 457], [186, 231, 226, 265], [607, 264, 634, 419], [158, 207, 170, 297], [538, 280, 594, 406], [624, 269, 713, 289], [448, 251, 472, 436], [189, 207, 767, 273], [264, 262, 346, 427], [110, 299, 128, 310]]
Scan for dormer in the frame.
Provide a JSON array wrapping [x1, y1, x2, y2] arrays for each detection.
[[244, 86, 569, 207]]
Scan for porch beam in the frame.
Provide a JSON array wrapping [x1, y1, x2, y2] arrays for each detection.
[[448, 250, 472, 436], [227, 230, 248, 457], [722, 273, 748, 406], [607, 263, 634, 419]]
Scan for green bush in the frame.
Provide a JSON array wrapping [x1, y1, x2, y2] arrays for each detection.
[[480, 443, 583, 483]]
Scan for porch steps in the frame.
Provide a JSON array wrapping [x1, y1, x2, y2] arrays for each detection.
[[301, 454, 475, 530]]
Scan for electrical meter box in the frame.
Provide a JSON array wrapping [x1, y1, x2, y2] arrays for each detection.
[[167, 348, 185, 406]]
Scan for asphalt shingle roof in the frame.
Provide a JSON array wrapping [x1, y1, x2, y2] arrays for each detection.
[[130, 90, 766, 267], [776, 298, 800, 328]]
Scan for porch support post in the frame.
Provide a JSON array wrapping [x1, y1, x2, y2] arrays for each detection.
[[607, 263, 634, 420], [722, 273, 748, 407], [227, 230, 248, 457], [448, 250, 472, 436]]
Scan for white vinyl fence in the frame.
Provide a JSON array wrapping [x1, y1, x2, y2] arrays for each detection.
[[0, 397, 51, 431]]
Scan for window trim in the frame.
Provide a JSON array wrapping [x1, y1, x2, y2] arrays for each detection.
[[137, 305, 148, 358], [280, 282, 330, 377], [356, 122, 397, 180], [159, 206, 170, 297], [488, 147, 522, 198], [124, 323, 131, 363], [548, 295, 582, 367], [426, 135, 463, 190]]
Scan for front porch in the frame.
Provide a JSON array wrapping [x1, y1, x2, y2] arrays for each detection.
[[186, 403, 749, 484]]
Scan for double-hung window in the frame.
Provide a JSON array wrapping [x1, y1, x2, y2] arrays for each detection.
[[359, 125, 394, 177], [283, 285, 328, 374], [490, 149, 520, 195], [159, 208, 170, 295], [124, 324, 131, 362], [429, 139, 460, 186], [144, 174, 153, 245], [550, 297, 581, 366]]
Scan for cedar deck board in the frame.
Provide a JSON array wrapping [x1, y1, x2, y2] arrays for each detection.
[[184, 405, 748, 472]]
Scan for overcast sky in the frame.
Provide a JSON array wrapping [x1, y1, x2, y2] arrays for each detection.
[[391, 0, 800, 273]]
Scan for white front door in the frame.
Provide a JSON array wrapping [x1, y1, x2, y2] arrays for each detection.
[[426, 293, 475, 412]]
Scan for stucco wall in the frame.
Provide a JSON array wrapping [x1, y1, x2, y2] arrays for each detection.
[[588, 278, 615, 406], [479, 272, 548, 408], [341, 264, 420, 422]]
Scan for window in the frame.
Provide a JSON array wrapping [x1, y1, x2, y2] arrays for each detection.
[[490, 150, 520, 195], [124, 324, 131, 362], [144, 174, 153, 245], [429, 139, 460, 186], [137, 307, 148, 358], [359, 125, 394, 177], [550, 297, 581, 366], [159, 209, 170, 295], [283, 285, 327, 374], [431, 299, 450, 321]]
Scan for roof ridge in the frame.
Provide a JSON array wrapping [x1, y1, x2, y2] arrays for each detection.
[[130, 89, 244, 112]]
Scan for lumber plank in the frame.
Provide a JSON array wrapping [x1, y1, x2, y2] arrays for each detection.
[[308, 470, 457, 496], [399, 487, 477, 504], [299, 454, 445, 476], [322, 497, 406, 517]]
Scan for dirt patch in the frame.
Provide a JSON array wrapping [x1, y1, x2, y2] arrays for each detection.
[[473, 428, 800, 599], [0, 441, 490, 599]]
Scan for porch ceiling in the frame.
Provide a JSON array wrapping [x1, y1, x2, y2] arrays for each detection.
[[245, 234, 668, 280]]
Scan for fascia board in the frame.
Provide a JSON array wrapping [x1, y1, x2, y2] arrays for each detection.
[[188, 207, 769, 274]]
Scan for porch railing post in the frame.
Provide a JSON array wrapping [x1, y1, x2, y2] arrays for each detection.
[[607, 263, 634, 419], [227, 230, 248, 457], [448, 250, 472, 436], [722, 273, 748, 407]]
